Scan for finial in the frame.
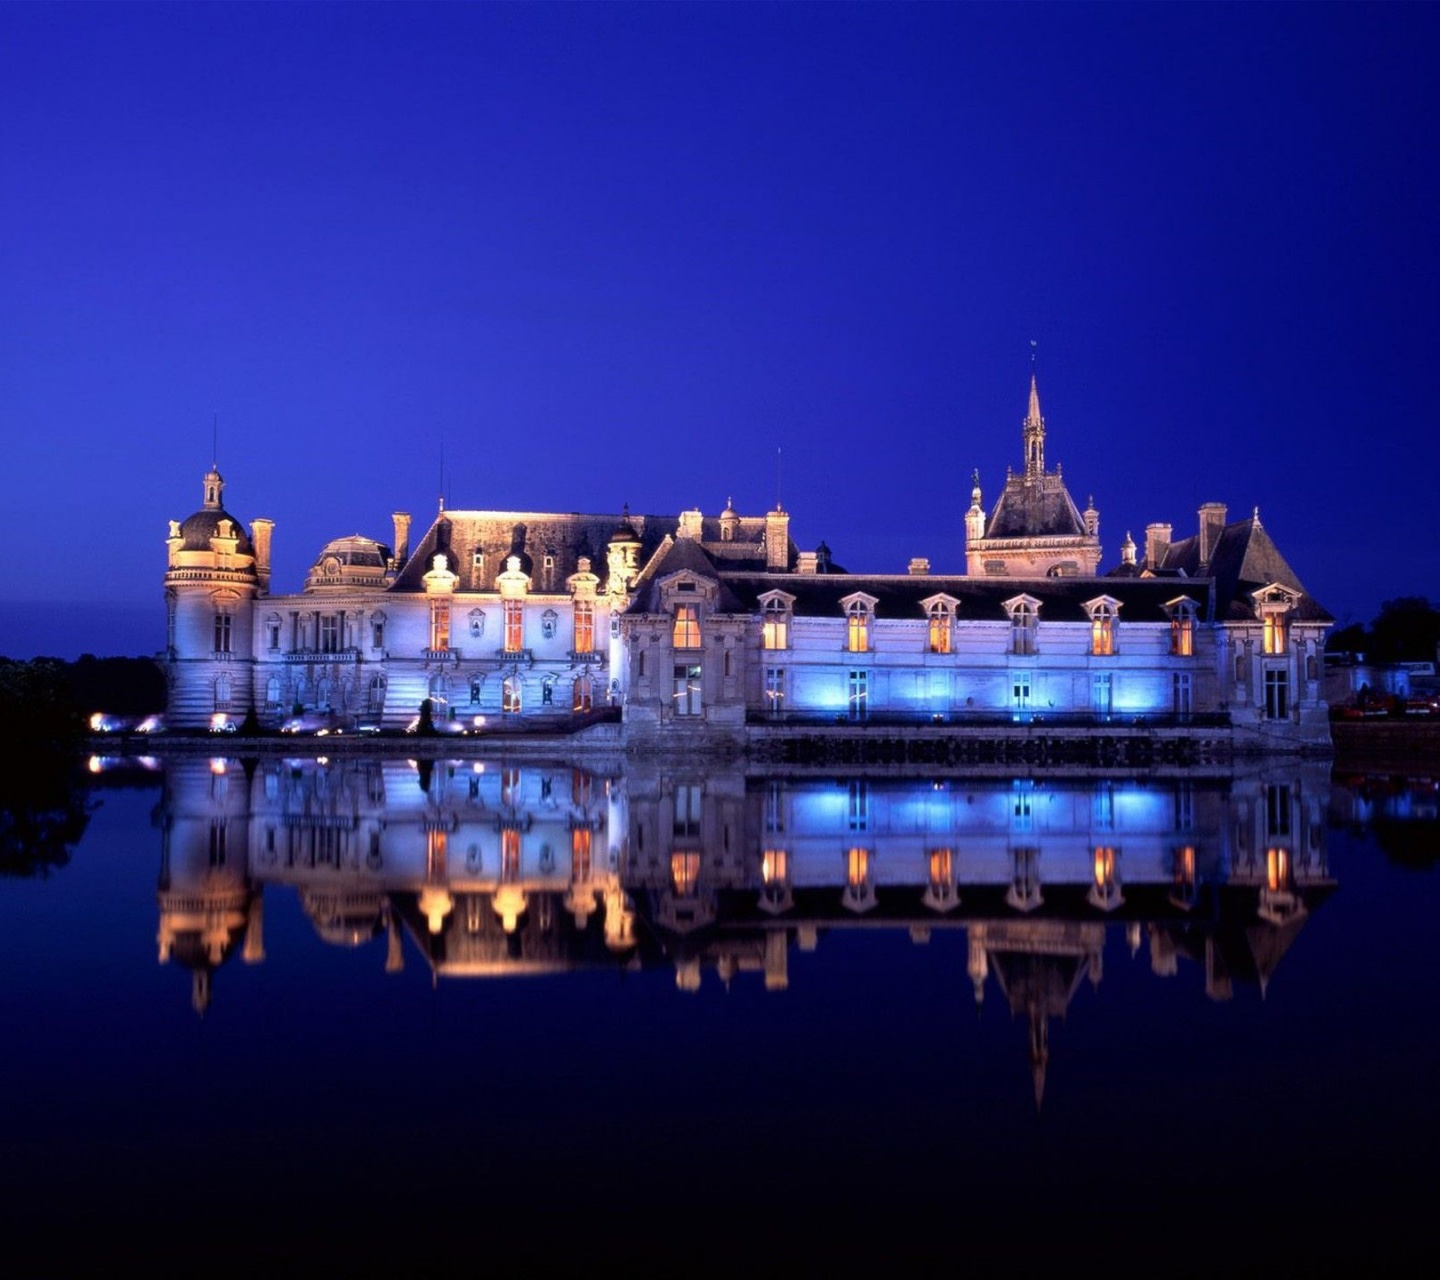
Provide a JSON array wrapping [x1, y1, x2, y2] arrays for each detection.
[[1253, 506, 1261, 524]]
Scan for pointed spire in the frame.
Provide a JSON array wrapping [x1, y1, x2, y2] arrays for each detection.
[[1023, 367, 1045, 479]]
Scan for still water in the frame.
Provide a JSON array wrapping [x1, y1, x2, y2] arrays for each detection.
[[2, 748, 1436, 1270]]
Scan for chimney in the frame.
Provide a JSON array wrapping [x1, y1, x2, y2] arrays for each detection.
[[765, 505, 790, 569], [678, 508, 703, 540], [1145, 522, 1172, 570], [1198, 503, 1227, 566], [392, 512, 411, 570], [251, 517, 274, 595], [908, 557, 930, 575]]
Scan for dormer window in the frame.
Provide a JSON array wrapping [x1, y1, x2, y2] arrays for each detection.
[[1085, 597, 1120, 656], [1166, 598, 1197, 656], [1264, 612, 1288, 655], [672, 604, 701, 649], [923, 595, 957, 654], [761, 595, 791, 651], [1004, 596, 1040, 656], [1253, 585, 1298, 655], [841, 595, 876, 654]]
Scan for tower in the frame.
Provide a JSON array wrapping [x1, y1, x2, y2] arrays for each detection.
[[163, 465, 263, 728]]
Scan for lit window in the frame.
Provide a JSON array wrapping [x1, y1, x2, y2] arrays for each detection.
[[762, 598, 789, 650], [1089, 601, 1117, 656], [1263, 612, 1288, 655], [672, 604, 701, 649], [927, 602, 952, 654], [502, 676, 522, 714], [503, 600, 523, 653], [429, 600, 450, 651], [1170, 602, 1196, 656], [846, 601, 871, 653], [673, 663, 703, 716], [574, 601, 594, 654]]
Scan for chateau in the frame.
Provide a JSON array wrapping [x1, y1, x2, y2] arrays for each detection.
[[162, 375, 1334, 753]]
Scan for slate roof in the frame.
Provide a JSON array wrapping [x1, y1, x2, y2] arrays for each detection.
[[1159, 513, 1331, 623], [985, 474, 1089, 538]]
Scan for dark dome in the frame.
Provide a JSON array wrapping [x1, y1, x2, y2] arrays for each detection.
[[175, 508, 254, 556]]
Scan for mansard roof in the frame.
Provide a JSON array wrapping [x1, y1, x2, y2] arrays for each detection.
[[390, 506, 793, 592], [1158, 513, 1331, 623], [712, 573, 1212, 624]]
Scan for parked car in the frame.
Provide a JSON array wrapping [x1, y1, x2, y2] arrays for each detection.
[[280, 712, 346, 735], [209, 713, 238, 733]]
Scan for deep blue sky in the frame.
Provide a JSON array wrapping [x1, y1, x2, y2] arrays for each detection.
[[2, 1, 1436, 659]]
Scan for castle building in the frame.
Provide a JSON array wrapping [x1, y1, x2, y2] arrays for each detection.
[[162, 376, 1334, 752]]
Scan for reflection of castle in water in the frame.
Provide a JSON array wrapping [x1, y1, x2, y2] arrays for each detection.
[[154, 753, 1334, 1096]]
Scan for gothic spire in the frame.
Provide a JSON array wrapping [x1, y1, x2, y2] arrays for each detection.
[[1023, 370, 1045, 479]]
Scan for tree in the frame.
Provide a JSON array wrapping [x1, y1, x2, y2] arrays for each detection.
[[1367, 597, 1440, 664]]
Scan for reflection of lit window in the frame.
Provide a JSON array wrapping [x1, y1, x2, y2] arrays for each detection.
[[847, 780, 868, 830], [572, 768, 593, 806], [673, 604, 701, 649], [1089, 845, 1122, 910], [1266, 846, 1291, 893], [501, 767, 520, 807], [671, 851, 701, 896], [762, 598, 789, 650], [928, 848, 952, 891], [502, 828, 520, 879], [674, 784, 701, 836], [571, 827, 592, 880], [1172, 844, 1197, 903], [762, 849, 788, 885], [846, 847, 869, 888]]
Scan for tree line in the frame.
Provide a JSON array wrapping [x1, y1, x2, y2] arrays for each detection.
[[1326, 597, 1440, 665]]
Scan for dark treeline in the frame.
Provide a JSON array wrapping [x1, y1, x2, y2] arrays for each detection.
[[1326, 597, 1440, 664]]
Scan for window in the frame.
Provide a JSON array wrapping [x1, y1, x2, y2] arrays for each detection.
[[572, 677, 592, 713], [571, 827, 593, 881], [574, 601, 594, 654], [762, 598, 789, 650], [502, 676, 522, 715], [266, 621, 280, 651], [542, 553, 556, 590], [372, 618, 385, 649], [1263, 611, 1289, 655], [1012, 671, 1031, 714], [848, 669, 868, 721], [472, 550, 486, 579], [848, 781, 869, 830], [320, 614, 340, 653], [846, 601, 871, 653], [429, 600, 450, 651], [265, 676, 282, 710], [1170, 603, 1195, 656], [1009, 601, 1037, 655], [673, 663, 702, 716], [1089, 601, 1117, 656], [1173, 672, 1192, 717], [1092, 672, 1112, 716], [214, 609, 232, 654], [368, 675, 386, 715], [1264, 668, 1289, 720], [672, 604, 701, 649], [927, 602, 952, 654], [503, 600, 523, 653], [764, 667, 784, 717]]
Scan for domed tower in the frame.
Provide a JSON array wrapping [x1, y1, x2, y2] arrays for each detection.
[[164, 465, 264, 729], [606, 507, 643, 598]]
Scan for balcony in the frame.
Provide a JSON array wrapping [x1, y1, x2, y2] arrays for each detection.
[[281, 648, 361, 663], [569, 649, 607, 666]]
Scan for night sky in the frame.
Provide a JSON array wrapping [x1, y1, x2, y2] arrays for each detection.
[[2, 1, 1436, 660]]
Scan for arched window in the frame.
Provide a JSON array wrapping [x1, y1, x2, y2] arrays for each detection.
[[927, 601, 953, 654], [1008, 600, 1038, 655], [1087, 601, 1118, 656], [1169, 600, 1196, 656]]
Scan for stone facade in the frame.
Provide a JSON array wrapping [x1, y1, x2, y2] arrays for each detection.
[[162, 378, 1334, 753]]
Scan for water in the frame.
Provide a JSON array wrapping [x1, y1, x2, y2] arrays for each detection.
[[2, 749, 1436, 1270]]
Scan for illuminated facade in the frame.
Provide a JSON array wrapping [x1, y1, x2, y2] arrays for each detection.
[[163, 377, 1334, 751]]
